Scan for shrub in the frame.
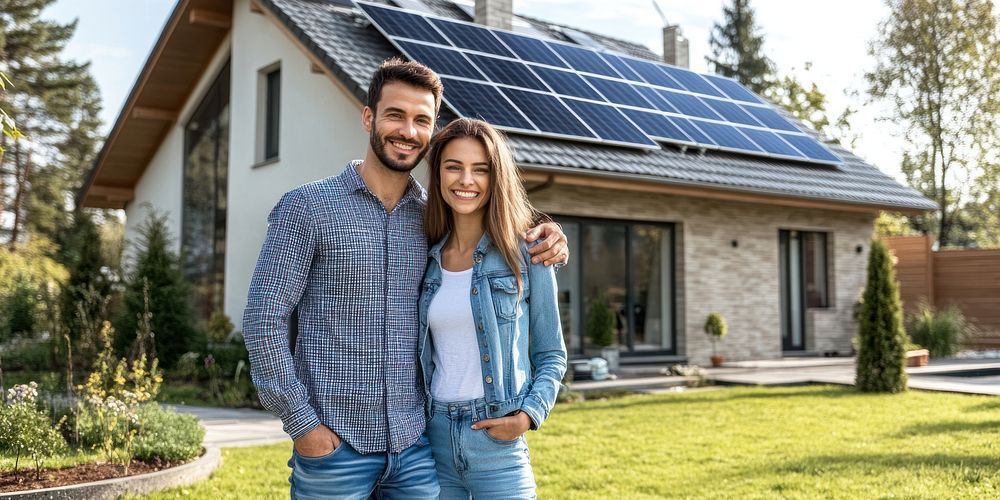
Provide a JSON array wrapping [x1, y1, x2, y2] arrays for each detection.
[[586, 296, 615, 348], [206, 311, 235, 344], [60, 211, 112, 353], [0, 383, 68, 478], [173, 352, 202, 381], [1, 339, 51, 371], [134, 403, 204, 462], [0, 238, 68, 341], [908, 303, 966, 357], [855, 240, 907, 393]]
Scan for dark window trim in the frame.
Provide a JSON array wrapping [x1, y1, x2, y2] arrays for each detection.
[[263, 67, 281, 161], [553, 214, 678, 357]]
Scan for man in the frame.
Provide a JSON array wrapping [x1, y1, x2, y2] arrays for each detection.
[[243, 58, 568, 499]]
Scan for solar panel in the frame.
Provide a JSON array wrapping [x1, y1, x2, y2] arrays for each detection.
[[660, 66, 725, 98], [777, 133, 842, 163], [466, 54, 547, 91], [703, 98, 763, 127], [562, 99, 658, 147], [601, 53, 643, 82], [493, 31, 569, 68], [694, 121, 761, 151], [429, 18, 514, 58], [657, 90, 722, 120], [704, 75, 763, 104], [739, 128, 805, 158], [741, 105, 800, 132], [531, 66, 605, 101], [501, 88, 595, 138], [545, 42, 621, 78], [360, 3, 449, 45], [584, 76, 655, 109], [357, 1, 842, 163], [440, 78, 534, 130], [620, 108, 695, 144], [396, 41, 483, 79]]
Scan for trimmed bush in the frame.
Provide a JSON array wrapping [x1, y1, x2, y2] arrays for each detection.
[[586, 296, 615, 348], [855, 240, 907, 393], [908, 303, 966, 357], [704, 312, 728, 358], [134, 403, 204, 462]]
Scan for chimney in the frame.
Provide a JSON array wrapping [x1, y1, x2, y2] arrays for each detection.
[[475, 0, 512, 31], [663, 25, 689, 68]]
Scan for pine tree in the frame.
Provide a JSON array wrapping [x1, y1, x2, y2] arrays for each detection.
[[0, 0, 102, 247], [115, 211, 203, 368], [855, 240, 908, 393], [59, 211, 110, 357], [706, 0, 775, 95]]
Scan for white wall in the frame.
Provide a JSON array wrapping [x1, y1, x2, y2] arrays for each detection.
[[124, 34, 233, 263], [225, 0, 371, 322]]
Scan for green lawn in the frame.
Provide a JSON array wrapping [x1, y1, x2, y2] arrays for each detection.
[[143, 385, 998, 499]]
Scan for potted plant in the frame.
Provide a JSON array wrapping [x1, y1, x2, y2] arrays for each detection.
[[586, 295, 618, 371], [704, 312, 728, 367]]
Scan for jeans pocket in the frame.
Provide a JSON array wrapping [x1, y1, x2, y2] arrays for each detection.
[[482, 428, 522, 446], [294, 441, 348, 464]]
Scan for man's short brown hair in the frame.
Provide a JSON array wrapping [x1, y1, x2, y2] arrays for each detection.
[[367, 57, 444, 114]]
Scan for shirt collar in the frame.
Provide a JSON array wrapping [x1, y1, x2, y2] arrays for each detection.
[[345, 160, 425, 206]]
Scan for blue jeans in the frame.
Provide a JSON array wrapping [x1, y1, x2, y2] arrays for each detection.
[[427, 398, 536, 500], [288, 435, 439, 499]]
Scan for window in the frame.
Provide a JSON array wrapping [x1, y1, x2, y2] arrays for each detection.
[[555, 217, 675, 356], [256, 64, 280, 163], [802, 231, 829, 308]]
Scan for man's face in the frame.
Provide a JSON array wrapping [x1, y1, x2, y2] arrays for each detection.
[[364, 82, 437, 173]]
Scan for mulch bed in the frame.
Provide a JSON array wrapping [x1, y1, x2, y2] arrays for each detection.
[[0, 459, 172, 493]]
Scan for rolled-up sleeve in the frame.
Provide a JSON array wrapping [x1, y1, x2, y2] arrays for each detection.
[[521, 259, 568, 430], [242, 188, 321, 439]]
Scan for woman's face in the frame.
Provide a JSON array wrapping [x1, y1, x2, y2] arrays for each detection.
[[439, 137, 491, 218]]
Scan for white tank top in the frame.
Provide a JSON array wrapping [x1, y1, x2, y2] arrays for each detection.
[[427, 267, 486, 402]]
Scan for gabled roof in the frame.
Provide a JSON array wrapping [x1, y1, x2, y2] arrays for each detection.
[[80, 0, 935, 213], [260, 0, 934, 213]]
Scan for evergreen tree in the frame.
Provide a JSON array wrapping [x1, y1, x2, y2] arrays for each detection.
[[707, 0, 775, 95], [59, 211, 110, 355], [855, 240, 908, 393], [115, 211, 202, 368], [0, 0, 102, 248], [867, 0, 999, 247]]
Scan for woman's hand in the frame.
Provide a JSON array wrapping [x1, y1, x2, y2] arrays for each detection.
[[525, 222, 569, 266], [471, 411, 533, 441]]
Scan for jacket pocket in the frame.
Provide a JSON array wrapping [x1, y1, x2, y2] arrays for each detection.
[[488, 275, 521, 322]]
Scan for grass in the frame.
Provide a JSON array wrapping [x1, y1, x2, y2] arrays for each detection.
[[135, 386, 998, 498], [0, 450, 104, 473]]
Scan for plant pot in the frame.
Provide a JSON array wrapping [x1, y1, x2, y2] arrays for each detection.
[[906, 349, 929, 367], [600, 346, 620, 372], [710, 355, 725, 367]]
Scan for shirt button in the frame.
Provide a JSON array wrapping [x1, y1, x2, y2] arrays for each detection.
[[474, 256, 482, 264], [471, 287, 478, 295], [482, 354, 490, 362], [485, 375, 493, 384], [478, 323, 484, 331]]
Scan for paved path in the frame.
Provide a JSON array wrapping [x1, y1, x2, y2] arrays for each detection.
[[171, 357, 997, 448]]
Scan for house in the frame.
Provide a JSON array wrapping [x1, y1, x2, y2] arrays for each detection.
[[79, 0, 935, 365]]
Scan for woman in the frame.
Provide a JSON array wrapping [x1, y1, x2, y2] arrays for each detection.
[[419, 118, 567, 499]]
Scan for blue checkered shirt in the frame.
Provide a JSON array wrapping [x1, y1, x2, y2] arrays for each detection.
[[243, 161, 428, 454]]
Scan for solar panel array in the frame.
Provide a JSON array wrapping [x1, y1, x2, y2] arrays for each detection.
[[356, 1, 842, 165]]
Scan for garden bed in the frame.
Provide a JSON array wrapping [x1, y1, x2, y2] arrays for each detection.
[[1, 459, 168, 493]]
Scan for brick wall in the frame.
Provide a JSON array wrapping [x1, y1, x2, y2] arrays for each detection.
[[529, 183, 875, 364]]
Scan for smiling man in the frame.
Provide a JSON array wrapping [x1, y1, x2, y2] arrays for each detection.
[[242, 58, 568, 500]]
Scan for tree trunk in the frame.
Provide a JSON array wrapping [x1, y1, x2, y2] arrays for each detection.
[[8, 140, 26, 247]]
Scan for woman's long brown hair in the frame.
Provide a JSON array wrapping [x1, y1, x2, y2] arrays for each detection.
[[425, 118, 535, 296]]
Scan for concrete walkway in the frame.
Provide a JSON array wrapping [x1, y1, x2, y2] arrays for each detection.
[[171, 357, 997, 448]]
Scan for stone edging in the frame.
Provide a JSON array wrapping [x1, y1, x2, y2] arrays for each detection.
[[0, 446, 222, 500]]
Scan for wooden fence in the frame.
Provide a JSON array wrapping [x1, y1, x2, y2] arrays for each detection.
[[883, 235, 1000, 350]]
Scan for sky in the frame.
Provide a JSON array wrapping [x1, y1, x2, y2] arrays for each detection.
[[42, 0, 905, 181]]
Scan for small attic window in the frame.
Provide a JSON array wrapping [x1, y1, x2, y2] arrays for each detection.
[[256, 63, 281, 164]]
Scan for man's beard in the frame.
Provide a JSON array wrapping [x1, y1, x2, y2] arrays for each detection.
[[370, 127, 427, 173]]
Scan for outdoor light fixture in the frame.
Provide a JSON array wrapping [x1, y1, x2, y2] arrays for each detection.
[[731, 239, 739, 248], [856, 244, 864, 254]]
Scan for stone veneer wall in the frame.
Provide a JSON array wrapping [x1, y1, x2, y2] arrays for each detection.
[[529, 183, 875, 364]]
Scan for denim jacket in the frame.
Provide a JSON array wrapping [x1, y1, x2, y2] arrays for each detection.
[[418, 232, 567, 429]]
